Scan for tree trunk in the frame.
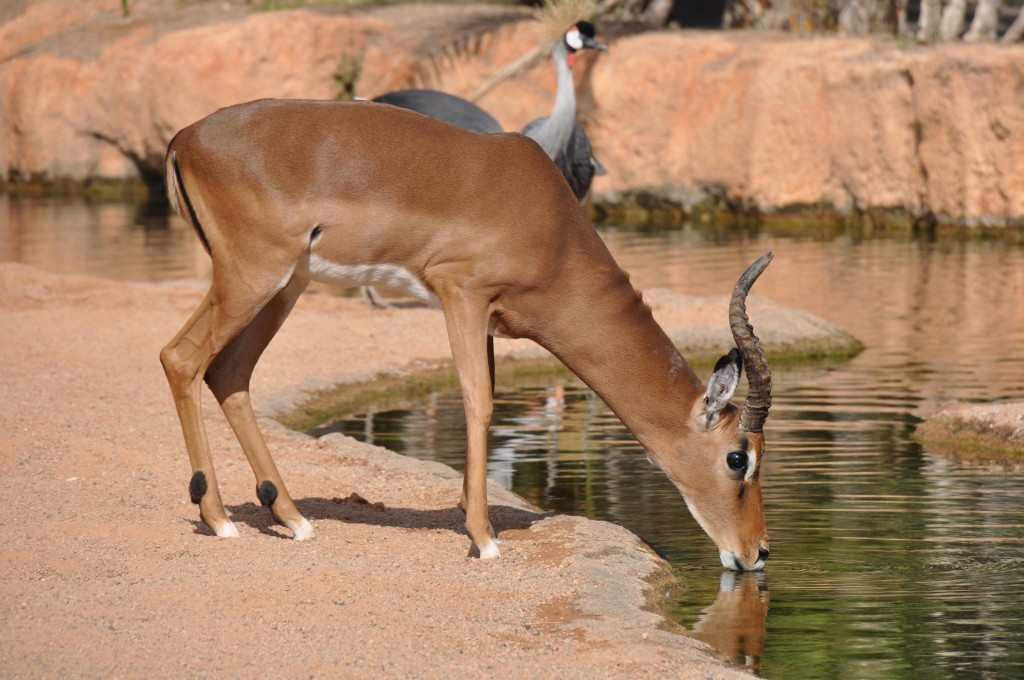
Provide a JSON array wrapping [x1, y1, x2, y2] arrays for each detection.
[[917, 0, 942, 41], [896, 0, 910, 36], [1003, 2, 1024, 42], [939, 0, 968, 40], [964, 0, 1000, 41], [722, 0, 773, 28], [839, 0, 870, 34], [642, 0, 675, 26]]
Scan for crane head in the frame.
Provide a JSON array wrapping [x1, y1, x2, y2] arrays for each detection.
[[565, 21, 608, 54]]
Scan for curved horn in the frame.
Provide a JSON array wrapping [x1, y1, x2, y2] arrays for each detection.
[[730, 253, 773, 433]]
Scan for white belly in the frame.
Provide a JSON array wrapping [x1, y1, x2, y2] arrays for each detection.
[[303, 254, 441, 308]]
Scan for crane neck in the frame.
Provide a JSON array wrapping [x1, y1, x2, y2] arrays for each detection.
[[531, 40, 577, 160]]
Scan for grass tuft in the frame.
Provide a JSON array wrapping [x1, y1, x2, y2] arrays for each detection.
[[534, 0, 599, 44]]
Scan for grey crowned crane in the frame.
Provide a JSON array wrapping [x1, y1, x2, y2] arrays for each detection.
[[373, 22, 608, 201], [362, 22, 608, 307]]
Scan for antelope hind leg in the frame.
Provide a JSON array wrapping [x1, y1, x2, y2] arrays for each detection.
[[161, 293, 241, 538], [161, 264, 299, 538], [205, 274, 314, 540]]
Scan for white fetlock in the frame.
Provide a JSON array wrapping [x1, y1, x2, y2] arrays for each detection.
[[478, 540, 501, 560], [213, 520, 240, 538], [287, 516, 315, 541]]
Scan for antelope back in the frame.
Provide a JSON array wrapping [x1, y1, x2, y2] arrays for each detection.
[[167, 99, 587, 281]]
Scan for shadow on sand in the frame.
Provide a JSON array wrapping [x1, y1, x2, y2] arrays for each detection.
[[216, 497, 550, 541]]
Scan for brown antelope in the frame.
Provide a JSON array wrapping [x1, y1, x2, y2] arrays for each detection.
[[161, 98, 773, 569]]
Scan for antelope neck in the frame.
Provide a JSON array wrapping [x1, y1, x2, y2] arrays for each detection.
[[521, 258, 706, 455]]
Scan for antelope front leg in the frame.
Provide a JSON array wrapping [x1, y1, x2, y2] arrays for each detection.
[[443, 293, 499, 559], [459, 335, 497, 535]]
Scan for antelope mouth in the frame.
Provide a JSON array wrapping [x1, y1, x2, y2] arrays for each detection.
[[720, 551, 766, 572]]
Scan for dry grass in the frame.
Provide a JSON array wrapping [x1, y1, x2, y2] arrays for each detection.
[[469, 0, 599, 102], [534, 0, 599, 43]]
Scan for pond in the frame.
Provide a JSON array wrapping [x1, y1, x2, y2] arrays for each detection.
[[309, 231, 1024, 678], [0, 194, 206, 281], [4, 195, 1024, 678]]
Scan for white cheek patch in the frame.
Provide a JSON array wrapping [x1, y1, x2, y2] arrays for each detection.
[[304, 254, 441, 308], [565, 28, 583, 51], [745, 447, 759, 482]]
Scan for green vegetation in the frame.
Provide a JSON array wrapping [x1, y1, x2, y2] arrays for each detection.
[[281, 338, 863, 433], [914, 420, 1024, 461], [0, 177, 153, 201], [253, 0, 346, 10], [7, 176, 1020, 245], [591, 197, 1024, 245], [281, 357, 572, 432], [280, 362, 461, 432], [333, 54, 362, 101]]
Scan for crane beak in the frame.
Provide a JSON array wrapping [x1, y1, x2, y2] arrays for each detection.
[[583, 37, 609, 52]]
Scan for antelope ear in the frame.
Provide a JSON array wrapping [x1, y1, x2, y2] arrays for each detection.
[[703, 348, 743, 427]]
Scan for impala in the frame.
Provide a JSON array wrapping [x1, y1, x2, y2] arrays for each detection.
[[161, 99, 773, 570]]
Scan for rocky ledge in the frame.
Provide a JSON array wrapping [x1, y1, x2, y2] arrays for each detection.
[[2, 0, 1024, 227], [916, 402, 1024, 460]]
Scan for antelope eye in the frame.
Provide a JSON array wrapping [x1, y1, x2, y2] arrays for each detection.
[[726, 451, 748, 471]]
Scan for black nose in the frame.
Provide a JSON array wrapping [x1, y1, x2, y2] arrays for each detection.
[[758, 547, 771, 562]]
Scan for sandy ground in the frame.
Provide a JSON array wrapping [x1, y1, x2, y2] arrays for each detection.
[[0, 261, 863, 678]]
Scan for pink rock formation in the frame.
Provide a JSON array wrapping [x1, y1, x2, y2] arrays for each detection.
[[2, 2, 1023, 227], [1, 2, 387, 183], [582, 33, 1024, 226]]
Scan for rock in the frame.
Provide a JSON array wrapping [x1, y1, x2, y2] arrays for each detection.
[[584, 32, 1024, 227], [2, 3, 1023, 227], [1, 1, 388, 183], [916, 402, 1024, 459], [643, 287, 863, 360]]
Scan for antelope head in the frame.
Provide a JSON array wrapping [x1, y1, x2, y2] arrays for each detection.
[[655, 253, 774, 571]]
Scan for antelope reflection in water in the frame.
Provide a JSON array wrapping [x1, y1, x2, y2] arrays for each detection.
[[692, 571, 770, 672]]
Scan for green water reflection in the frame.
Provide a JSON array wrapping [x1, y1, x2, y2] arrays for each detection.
[[310, 371, 1024, 678], [308, 235, 1024, 679]]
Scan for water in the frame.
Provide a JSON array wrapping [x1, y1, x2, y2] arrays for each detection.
[[0, 194, 206, 281], [5, 196, 1024, 677], [308, 231, 1024, 678]]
